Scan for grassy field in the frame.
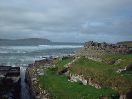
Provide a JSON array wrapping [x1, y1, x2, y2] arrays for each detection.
[[38, 70, 116, 99], [38, 54, 132, 98], [70, 54, 132, 94], [102, 54, 132, 67]]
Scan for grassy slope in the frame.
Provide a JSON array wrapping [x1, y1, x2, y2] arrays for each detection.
[[38, 54, 132, 98], [70, 54, 132, 93], [103, 54, 132, 80], [55, 57, 73, 72], [38, 58, 116, 99], [39, 70, 116, 99], [71, 54, 132, 75]]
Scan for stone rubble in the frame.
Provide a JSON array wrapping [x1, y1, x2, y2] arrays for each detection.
[[25, 57, 56, 99], [68, 74, 101, 89], [76, 41, 132, 62]]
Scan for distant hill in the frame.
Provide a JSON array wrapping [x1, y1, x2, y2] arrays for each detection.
[[117, 41, 132, 47], [0, 38, 83, 46], [0, 38, 51, 46]]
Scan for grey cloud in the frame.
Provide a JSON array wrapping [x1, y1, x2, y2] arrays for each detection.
[[0, 0, 132, 43]]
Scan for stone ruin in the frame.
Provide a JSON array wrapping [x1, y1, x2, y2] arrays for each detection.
[[76, 41, 132, 61], [85, 41, 131, 54]]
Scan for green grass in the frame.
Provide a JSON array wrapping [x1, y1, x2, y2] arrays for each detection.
[[70, 54, 132, 76], [38, 70, 116, 99], [38, 54, 132, 98], [102, 54, 132, 67], [69, 55, 132, 94], [70, 57, 118, 77], [55, 57, 74, 72]]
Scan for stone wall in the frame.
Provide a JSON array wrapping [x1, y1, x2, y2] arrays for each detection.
[[86, 41, 131, 54], [25, 58, 57, 99], [76, 41, 132, 61]]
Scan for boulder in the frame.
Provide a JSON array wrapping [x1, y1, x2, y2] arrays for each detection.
[[119, 94, 126, 99], [70, 75, 78, 82], [82, 79, 87, 85], [114, 59, 122, 65]]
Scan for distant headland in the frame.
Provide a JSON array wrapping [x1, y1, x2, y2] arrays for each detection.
[[0, 38, 83, 46]]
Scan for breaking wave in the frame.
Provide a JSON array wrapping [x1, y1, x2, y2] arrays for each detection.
[[0, 45, 82, 54]]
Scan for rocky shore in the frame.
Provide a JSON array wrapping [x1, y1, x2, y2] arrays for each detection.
[[0, 66, 21, 99], [25, 55, 76, 99], [25, 57, 57, 99]]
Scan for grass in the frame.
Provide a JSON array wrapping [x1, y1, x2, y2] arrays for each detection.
[[102, 54, 132, 66], [70, 57, 118, 77], [55, 57, 74, 72], [69, 54, 132, 94], [70, 54, 132, 76], [38, 54, 132, 98], [38, 70, 116, 99]]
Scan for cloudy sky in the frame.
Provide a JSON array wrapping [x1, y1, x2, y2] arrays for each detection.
[[0, 0, 132, 43]]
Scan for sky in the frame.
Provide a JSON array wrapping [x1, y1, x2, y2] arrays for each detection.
[[0, 0, 132, 43]]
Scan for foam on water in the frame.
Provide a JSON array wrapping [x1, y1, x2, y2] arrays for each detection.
[[0, 45, 82, 54]]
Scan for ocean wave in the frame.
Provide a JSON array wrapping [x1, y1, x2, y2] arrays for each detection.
[[38, 45, 82, 49], [0, 45, 82, 54]]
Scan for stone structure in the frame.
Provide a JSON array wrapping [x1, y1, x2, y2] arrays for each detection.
[[0, 66, 21, 99], [85, 41, 131, 54], [76, 41, 132, 62], [25, 57, 57, 99]]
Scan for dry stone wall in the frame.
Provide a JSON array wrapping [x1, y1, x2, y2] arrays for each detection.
[[76, 41, 132, 61]]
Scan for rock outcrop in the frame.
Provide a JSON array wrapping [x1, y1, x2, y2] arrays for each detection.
[[78, 41, 132, 57], [25, 58, 56, 99], [0, 66, 21, 99]]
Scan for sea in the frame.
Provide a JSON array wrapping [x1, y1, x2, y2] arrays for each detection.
[[0, 45, 82, 99]]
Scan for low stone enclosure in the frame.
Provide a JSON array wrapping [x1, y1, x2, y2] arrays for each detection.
[[0, 66, 21, 99]]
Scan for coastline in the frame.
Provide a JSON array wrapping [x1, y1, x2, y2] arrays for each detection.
[[25, 54, 75, 99], [25, 52, 132, 99]]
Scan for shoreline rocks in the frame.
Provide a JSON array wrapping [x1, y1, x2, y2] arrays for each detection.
[[0, 66, 21, 99], [25, 57, 57, 99]]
